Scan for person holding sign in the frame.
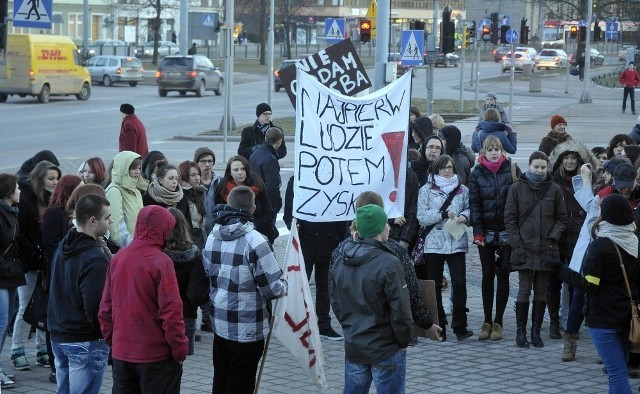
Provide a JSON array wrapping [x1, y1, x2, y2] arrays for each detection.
[[416, 155, 473, 341], [238, 103, 287, 160]]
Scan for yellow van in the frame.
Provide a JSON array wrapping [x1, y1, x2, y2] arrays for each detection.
[[0, 34, 91, 103]]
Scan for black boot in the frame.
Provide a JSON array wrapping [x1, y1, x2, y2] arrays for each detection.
[[547, 292, 561, 339], [531, 300, 546, 348], [515, 302, 530, 348]]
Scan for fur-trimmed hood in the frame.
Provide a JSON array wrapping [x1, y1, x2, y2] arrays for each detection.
[[164, 244, 199, 264], [549, 140, 598, 175]]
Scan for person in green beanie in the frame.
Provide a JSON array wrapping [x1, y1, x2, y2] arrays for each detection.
[[329, 204, 414, 393]]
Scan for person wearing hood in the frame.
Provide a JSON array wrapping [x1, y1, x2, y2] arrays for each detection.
[[202, 186, 287, 393], [238, 103, 287, 160], [472, 108, 517, 154], [504, 151, 567, 349], [15, 150, 59, 182], [439, 125, 474, 185], [99, 205, 187, 393], [48, 194, 112, 394], [538, 115, 573, 155], [164, 208, 208, 356], [139, 150, 167, 192], [118, 103, 149, 159], [546, 141, 598, 341], [330, 203, 416, 393], [547, 194, 639, 394], [478, 92, 511, 126], [629, 115, 640, 144], [410, 122, 441, 186], [105, 151, 143, 248]]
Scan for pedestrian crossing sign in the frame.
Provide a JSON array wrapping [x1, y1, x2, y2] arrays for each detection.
[[202, 14, 215, 27], [324, 18, 345, 44], [401, 30, 424, 66], [13, 0, 52, 29]]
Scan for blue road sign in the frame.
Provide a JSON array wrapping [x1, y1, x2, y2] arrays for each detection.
[[400, 30, 424, 66], [505, 29, 519, 44], [13, 0, 52, 28], [325, 18, 346, 44], [606, 22, 619, 41], [578, 20, 587, 27], [202, 14, 215, 27]]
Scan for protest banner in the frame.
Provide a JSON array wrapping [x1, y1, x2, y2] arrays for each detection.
[[293, 70, 411, 222], [278, 39, 372, 108]]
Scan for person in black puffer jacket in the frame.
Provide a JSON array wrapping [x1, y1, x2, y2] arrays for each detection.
[[164, 208, 209, 356], [468, 136, 521, 341], [439, 125, 475, 185]]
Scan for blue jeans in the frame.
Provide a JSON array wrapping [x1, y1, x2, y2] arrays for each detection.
[[52, 339, 110, 394], [589, 327, 633, 394], [0, 288, 17, 358], [343, 349, 406, 394]]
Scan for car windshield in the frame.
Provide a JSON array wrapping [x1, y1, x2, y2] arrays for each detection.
[[162, 58, 192, 69], [123, 58, 142, 67], [540, 50, 556, 56]]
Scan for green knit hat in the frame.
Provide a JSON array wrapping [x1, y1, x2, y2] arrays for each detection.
[[355, 204, 388, 239]]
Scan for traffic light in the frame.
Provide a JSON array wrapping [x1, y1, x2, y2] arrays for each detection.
[[520, 17, 528, 45], [593, 21, 601, 42], [469, 21, 476, 39], [414, 21, 425, 31], [570, 26, 577, 39], [482, 26, 491, 42], [579, 26, 587, 43], [360, 20, 371, 43], [490, 12, 499, 45], [441, 6, 455, 53], [463, 24, 474, 48], [500, 25, 509, 44]]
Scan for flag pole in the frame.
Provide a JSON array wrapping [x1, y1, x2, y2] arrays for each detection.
[[253, 297, 280, 393]]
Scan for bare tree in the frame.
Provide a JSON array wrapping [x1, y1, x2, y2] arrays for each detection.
[[123, 0, 176, 65], [277, 0, 314, 59]]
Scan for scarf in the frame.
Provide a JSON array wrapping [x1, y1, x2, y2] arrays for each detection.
[[0, 199, 19, 218], [181, 184, 206, 217], [545, 130, 572, 146], [212, 203, 254, 225], [221, 180, 261, 202], [525, 171, 546, 186], [255, 120, 270, 136], [147, 180, 184, 206], [595, 221, 638, 258], [479, 155, 506, 174], [434, 174, 459, 194]]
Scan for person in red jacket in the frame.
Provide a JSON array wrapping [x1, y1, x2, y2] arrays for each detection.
[[119, 103, 149, 159], [98, 205, 187, 393], [619, 62, 640, 115]]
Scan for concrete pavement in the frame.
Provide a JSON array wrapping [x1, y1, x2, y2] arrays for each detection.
[[3, 65, 640, 393]]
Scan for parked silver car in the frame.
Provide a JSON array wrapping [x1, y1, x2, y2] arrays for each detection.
[[502, 51, 536, 73], [535, 49, 569, 69], [156, 55, 223, 97], [137, 41, 179, 58], [86, 39, 127, 58], [86, 55, 144, 87]]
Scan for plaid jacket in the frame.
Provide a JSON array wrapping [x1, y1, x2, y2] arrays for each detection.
[[202, 219, 286, 342]]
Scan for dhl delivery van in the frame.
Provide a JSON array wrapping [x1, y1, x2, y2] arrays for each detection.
[[0, 34, 91, 103]]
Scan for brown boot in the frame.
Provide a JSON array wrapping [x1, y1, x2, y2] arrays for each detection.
[[561, 333, 577, 362]]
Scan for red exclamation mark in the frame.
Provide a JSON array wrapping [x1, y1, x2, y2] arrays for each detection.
[[381, 131, 406, 202]]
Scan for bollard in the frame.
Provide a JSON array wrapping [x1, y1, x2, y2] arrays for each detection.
[[529, 75, 542, 92]]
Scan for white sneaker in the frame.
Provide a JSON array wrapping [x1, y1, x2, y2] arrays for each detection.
[[0, 370, 16, 388]]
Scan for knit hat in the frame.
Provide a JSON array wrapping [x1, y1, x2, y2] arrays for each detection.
[[550, 114, 567, 129], [600, 194, 634, 225], [194, 147, 215, 163], [355, 204, 388, 239], [603, 157, 628, 174], [120, 103, 134, 115], [486, 92, 497, 100], [613, 163, 636, 190], [256, 103, 272, 117]]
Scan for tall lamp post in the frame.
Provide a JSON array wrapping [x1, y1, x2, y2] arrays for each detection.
[[579, 0, 593, 103]]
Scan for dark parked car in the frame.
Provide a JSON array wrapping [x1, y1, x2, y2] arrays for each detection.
[[492, 45, 510, 62], [569, 48, 605, 66], [156, 55, 223, 97], [274, 59, 298, 92], [388, 53, 416, 76], [434, 48, 459, 67]]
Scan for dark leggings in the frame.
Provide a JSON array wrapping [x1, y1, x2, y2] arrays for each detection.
[[477, 245, 510, 325]]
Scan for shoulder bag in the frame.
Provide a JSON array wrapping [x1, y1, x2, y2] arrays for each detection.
[[411, 185, 460, 265], [613, 242, 640, 352], [23, 272, 48, 331]]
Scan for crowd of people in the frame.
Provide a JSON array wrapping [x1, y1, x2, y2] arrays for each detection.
[[2, 96, 640, 394]]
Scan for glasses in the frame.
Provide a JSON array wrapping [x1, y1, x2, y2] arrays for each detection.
[[198, 160, 214, 164], [260, 112, 273, 117], [426, 145, 442, 151], [441, 165, 454, 170]]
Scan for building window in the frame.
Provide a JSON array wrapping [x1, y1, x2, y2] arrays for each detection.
[[69, 13, 83, 39]]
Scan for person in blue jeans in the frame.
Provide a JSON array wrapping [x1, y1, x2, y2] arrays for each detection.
[[547, 193, 639, 394], [47, 194, 113, 394]]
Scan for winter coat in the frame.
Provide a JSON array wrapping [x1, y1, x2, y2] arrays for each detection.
[[471, 121, 517, 154], [629, 124, 640, 144], [105, 151, 144, 248], [478, 103, 510, 124], [468, 157, 520, 237], [48, 229, 109, 343], [238, 120, 287, 159], [389, 167, 420, 245], [417, 180, 470, 254], [17, 179, 49, 271], [538, 132, 573, 156], [119, 114, 149, 159], [619, 68, 640, 88], [99, 205, 188, 363], [165, 245, 209, 319], [249, 143, 283, 213], [568, 177, 601, 272], [16, 150, 59, 182], [182, 185, 207, 249], [0, 201, 26, 288], [439, 127, 474, 184], [42, 206, 70, 265], [329, 237, 413, 364], [203, 172, 222, 235], [504, 173, 568, 271]]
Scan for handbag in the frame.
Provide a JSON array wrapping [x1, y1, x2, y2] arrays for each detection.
[[613, 242, 640, 352], [570, 67, 580, 76], [411, 185, 460, 265], [23, 273, 48, 331]]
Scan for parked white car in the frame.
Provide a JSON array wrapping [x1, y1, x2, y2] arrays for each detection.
[[535, 49, 569, 69], [502, 51, 536, 73]]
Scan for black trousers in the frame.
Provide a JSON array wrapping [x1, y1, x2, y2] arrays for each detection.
[[305, 257, 331, 330], [477, 245, 510, 325], [212, 334, 264, 394], [424, 252, 468, 329], [111, 358, 182, 394], [623, 86, 636, 112]]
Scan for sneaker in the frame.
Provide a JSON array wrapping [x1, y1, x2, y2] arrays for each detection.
[[36, 352, 50, 368], [0, 370, 15, 388], [478, 323, 492, 340], [11, 353, 30, 371], [319, 327, 344, 341], [49, 371, 57, 383], [194, 334, 202, 342], [490, 323, 503, 341]]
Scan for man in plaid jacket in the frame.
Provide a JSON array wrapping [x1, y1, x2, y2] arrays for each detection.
[[202, 186, 287, 394]]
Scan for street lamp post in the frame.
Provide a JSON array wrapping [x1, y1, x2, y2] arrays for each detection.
[[579, 0, 593, 103]]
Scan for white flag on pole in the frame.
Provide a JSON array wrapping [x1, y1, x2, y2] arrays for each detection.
[[273, 219, 327, 388]]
